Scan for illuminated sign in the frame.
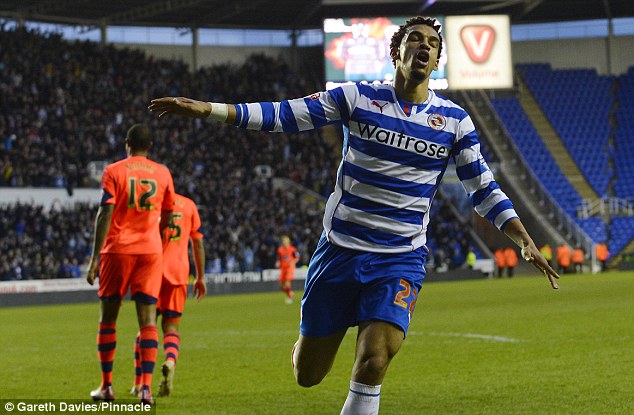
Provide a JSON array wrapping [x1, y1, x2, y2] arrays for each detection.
[[446, 15, 513, 89], [324, 17, 447, 88]]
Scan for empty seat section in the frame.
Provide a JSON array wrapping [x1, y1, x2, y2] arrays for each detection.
[[491, 97, 582, 218], [517, 64, 613, 196]]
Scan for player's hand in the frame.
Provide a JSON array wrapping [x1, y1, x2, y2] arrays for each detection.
[[86, 259, 98, 286], [521, 240, 560, 289], [148, 97, 211, 118], [194, 278, 207, 301]]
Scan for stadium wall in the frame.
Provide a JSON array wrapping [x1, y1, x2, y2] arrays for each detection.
[[512, 35, 634, 75], [118, 36, 634, 76], [0, 188, 100, 207]]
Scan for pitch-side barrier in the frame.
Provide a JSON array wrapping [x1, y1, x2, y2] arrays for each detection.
[[0, 265, 490, 307]]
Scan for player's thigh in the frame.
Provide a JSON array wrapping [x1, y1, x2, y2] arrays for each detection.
[[157, 282, 187, 317], [279, 268, 293, 282], [98, 253, 134, 301], [130, 253, 163, 303], [300, 238, 365, 336], [294, 329, 347, 374]]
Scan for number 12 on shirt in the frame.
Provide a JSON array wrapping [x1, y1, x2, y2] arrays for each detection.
[[127, 177, 157, 210]]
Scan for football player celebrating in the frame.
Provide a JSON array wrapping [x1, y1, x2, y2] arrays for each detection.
[[149, 16, 558, 414]]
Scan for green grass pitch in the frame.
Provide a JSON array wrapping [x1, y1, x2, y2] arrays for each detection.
[[1, 271, 632, 414]]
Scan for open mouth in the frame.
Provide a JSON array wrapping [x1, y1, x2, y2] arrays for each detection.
[[416, 50, 430, 66]]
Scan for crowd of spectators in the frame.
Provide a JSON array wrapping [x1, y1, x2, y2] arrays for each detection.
[[0, 27, 334, 279], [426, 196, 474, 271], [0, 26, 477, 280], [0, 202, 93, 280]]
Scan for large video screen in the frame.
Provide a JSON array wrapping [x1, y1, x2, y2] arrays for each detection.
[[324, 17, 447, 88]]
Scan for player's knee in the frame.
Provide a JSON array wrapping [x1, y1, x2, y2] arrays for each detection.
[[136, 307, 157, 327], [161, 316, 180, 333], [138, 309, 154, 324], [292, 347, 326, 388], [355, 353, 391, 379], [294, 366, 324, 388]]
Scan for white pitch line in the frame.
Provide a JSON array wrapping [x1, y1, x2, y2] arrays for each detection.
[[409, 331, 524, 343]]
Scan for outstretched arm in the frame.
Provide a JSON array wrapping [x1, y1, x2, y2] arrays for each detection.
[[148, 98, 237, 123], [504, 218, 560, 289], [149, 87, 349, 133]]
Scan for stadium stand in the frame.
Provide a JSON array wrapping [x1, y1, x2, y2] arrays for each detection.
[[492, 63, 634, 261], [490, 97, 583, 219], [608, 67, 634, 257], [575, 217, 608, 246], [0, 27, 330, 277], [609, 216, 634, 258], [0, 202, 93, 280], [614, 66, 634, 199], [0, 27, 479, 279], [516, 64, 613, 197]]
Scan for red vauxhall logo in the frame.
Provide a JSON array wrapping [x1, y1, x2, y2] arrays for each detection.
[[460, 25, 496, 64]]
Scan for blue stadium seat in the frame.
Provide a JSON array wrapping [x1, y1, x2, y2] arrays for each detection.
[[517, 64, 613, 197], [613, 68, 634, 199], [491, 97, 583, 218], [609, 217, 634, 256]]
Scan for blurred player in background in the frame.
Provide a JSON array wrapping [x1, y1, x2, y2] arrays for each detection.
[[540, 243, 553, 268], [595, 241, 609, 272], [86, 124, 175, 405], [494, 247, 506, 277], [149, 16, 559, 415], [504, 246, 518, 277], [556, 244, 571, 274], [131, 193, 206, 397], [276, 235, 300, 304], [572, 246, 585, 273]]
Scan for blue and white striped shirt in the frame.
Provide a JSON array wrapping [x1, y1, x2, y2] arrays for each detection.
[[231, 83, 518, 253]]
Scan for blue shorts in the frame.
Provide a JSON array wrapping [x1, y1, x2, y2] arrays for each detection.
[[300, 234, 427, 337]]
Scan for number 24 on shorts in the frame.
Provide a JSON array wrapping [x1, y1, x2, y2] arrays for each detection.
[[394, 279, 418, 314]]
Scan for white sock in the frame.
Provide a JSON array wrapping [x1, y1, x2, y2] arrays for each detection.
[[340, 380, 381, 415]]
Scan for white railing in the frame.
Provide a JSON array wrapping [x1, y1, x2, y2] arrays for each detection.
[[577, 197, 634, 218]]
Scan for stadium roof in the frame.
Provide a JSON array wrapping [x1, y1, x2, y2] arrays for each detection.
[[0, 0, 633, 30]]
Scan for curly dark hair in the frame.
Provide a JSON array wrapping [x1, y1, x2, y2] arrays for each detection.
[[389, 16, 443, 67]]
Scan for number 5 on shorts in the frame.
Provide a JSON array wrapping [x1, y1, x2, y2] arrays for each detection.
[[394, 279, 418, 314]]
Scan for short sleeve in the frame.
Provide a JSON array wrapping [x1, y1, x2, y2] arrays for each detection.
[[100, 166, 116, 206], [190, 202, 203, 239]]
